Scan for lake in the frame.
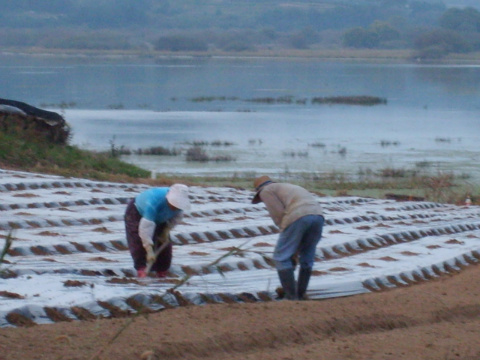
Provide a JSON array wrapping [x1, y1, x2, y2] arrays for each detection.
[[1, 53, 479, 180]]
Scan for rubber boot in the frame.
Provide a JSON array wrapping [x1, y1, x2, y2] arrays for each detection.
[[277, 268, 297, 300], [297, 267, 312, 300]]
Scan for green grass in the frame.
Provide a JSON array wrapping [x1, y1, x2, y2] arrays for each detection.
[[148, 171, 478, 205], [0, 131, 150, 181]]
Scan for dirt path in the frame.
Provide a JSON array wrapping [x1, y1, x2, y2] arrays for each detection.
[[1, 263, 479, 360]]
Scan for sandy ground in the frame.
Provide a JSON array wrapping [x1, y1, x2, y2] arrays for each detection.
[[0, 263, 479, 360]]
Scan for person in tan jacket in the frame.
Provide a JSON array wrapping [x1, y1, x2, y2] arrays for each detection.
[[252, 176, 324, 300]]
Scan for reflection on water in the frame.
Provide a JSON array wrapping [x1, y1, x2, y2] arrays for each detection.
[[415, 65, 480, 96]]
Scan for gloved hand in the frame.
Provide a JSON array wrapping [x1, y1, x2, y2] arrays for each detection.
[[291, 252, 299, 267], [145, 245, 156, 266], [166, 213, 183, 229], [157, 227, 170, 244]]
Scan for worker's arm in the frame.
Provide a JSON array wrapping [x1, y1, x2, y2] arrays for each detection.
[[139, 218, 156, 264], [259, 189, 285, 228]]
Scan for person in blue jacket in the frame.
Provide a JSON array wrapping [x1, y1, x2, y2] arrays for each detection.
[[124, 184, 191, 278]]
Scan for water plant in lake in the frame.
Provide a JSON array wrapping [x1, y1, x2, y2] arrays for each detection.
[[309, 142, 326, 148], [186, 146, 235, 162], [435, 137, 452, 143], [380, 140, 400, 147], [415, 161, 433, 169], [135, 146, 181, 155], [282, 150, 309, 158], [246, 95, 295, 104], [190, 96, 239, 102], [210, 140, 236, 146], [185, 140, 236, 147], [311, 95, 387, 105], [186, 94, 387, 106], [248, 138, 263, 145], [186, 146, 209, 162]]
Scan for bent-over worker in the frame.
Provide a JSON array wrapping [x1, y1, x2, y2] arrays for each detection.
[[252, 176, 324, 300], [124, 184, 190, 278]]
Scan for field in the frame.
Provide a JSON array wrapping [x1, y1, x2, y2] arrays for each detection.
[[0, 168, 479, 359]]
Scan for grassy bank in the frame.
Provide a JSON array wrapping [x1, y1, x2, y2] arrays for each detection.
[[0, 130, 150, 182]]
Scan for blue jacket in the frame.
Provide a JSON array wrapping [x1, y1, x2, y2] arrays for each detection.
[[135, 187, 181, 224]]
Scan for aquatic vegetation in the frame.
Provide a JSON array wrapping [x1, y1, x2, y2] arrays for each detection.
[[435, 137, 452, 143], [190, 96, 239, 102], [186, 146, 235, 162], [246, 95, 295, 104], [186, 146, 209, 162], [135, 146, 181, 156], [380, 140, 400, 147], [190, 140, 209, 146], [309, 142, 326, 148], [312, 96, 387, 106], [188, 94, 387, 106], [415, 161, 432, 169], [282, 150, 309, 158], [185, 140, 236, 147], [210, 140, 236, 147], [248, 139, 263, 145]]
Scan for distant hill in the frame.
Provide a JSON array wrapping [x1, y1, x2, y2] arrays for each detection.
[[0, 0, 479, 56], [0, 0, 451, 31]]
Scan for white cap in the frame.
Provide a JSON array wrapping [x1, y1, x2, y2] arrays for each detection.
[[166, 184, 191, 211]]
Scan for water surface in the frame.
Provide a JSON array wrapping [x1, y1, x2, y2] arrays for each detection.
[[1, 54, 479, 180]]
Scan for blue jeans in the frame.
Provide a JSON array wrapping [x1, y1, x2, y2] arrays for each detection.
[[274, 214, 324, 271]]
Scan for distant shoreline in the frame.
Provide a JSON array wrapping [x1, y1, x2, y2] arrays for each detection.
[[2, 47, 480, 64]]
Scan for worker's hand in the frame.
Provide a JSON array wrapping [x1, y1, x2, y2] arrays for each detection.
[[291, 253, 299, 267], [145, 245, 156, 265], [166, 213, 183, 229], [157, 228, 170, 244]]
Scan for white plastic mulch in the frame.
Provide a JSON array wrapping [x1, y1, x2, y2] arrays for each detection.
[[0, 168, 479, 327]]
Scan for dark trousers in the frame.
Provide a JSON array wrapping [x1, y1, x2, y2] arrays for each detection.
[[124, 199, 172, 272]]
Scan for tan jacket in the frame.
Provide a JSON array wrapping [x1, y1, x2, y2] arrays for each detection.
[[258, 183, 323, 230]]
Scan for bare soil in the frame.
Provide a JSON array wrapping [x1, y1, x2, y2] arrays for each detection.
[[0, 264, 479, 360]]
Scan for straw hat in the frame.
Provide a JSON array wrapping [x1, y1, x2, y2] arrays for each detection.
[[166, 184, 191, 211], [251, 175, 273, 204]]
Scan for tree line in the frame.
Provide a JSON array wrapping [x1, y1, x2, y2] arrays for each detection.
[[0, 0, 478, 59], [343, 7, 480, 59]]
